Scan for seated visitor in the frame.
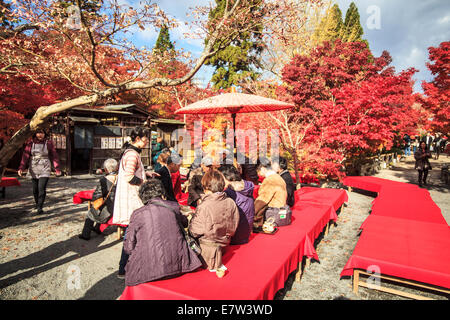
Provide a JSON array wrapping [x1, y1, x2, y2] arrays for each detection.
[[79, 158, 118, 240], [218, 164, 255, 245], [272, 156, 295, 207], [186, 156, 214, 207], [188, 170, 240, 278], [253, 157, 289, 231], [123, 179, 202, 287], [156, 153, 182, 202]]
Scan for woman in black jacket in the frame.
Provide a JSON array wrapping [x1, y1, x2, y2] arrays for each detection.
[[414, 141, 432, 187], [79, 158, 118, 240]]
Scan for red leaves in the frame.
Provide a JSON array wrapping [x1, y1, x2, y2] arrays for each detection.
[[277, 39, 420, 180], [420, 41, 449, 134]]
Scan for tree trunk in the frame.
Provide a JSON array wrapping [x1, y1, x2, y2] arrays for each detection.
[[292, 148, 301, 189]]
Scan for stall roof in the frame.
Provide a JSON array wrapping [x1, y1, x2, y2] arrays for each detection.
[[68, 115, 100, 123], [70, 107, 133, 115], [151, 118, 185, 125]]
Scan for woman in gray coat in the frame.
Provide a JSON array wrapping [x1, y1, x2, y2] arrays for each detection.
[[123, 179, 202, 287]]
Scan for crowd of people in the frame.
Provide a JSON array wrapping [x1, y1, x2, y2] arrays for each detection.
[[74, 126, 295, 284], [17, 126, 448, 286]]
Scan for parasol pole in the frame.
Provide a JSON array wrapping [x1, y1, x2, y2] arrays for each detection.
[[232, 113, 237, 153]]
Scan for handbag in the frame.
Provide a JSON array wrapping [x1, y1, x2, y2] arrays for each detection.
[[150, 200, 202, 256], [265, 205, 292, 227], [90, 175, 117, 210]]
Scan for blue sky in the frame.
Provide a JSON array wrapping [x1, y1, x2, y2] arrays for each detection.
[[129, 0, 450, 92]]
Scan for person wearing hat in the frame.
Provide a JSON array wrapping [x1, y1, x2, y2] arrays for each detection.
[[186, 156, 215, 208], [155, 153, 181, 202]]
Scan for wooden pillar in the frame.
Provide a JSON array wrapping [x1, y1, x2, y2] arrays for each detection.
[[66, 114, 72, 176]]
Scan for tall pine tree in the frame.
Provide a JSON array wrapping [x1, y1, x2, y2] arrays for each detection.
[[154, 24, 174, 54], [205, 0, 264, 90], [340, 2, 363, 42]]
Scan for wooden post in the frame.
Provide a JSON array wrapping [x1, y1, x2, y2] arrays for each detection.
[[117, 226, 122, 240], [324, 222, 329, 236], [353, 269, 360, 294]]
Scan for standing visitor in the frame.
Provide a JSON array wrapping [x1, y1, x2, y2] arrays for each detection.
[[151, 136, 166, 162], [189, 170, 239, 278], [412, 136, 419, 154], [424, 132, 434, 151], [434, 133, 442, 160], [403, 133, 411, 156], [414, 141, 432, 187], [123, 179, 202, 286], [113, 126, 150, 279], [18, 129, 61, 215]]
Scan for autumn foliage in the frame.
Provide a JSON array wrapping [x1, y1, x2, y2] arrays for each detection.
[[419, 41, 450, 135]]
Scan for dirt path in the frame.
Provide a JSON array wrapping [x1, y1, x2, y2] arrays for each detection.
[[0, 154, 448, 300]]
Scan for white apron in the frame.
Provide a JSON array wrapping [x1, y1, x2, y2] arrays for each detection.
[[112, 149, 145, 225]]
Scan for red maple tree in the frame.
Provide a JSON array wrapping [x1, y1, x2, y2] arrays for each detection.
[[419, 41, 449, 135]]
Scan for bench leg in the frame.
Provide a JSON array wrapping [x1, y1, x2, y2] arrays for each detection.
[[324, 222, 329, 236], [117, 227, 122, 240], [348, 187, 352, 193], [353, 269, 360, 295], [0, 187, 5, 199], [305, 257, 311, 269], [295, 262, 302, 283]]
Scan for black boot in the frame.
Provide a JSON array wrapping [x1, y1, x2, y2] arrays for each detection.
[[79, 219, 94, 240], [92, 223, 102, 235]]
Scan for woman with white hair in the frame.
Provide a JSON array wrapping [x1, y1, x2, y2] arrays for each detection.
[[79, 158, 118, 240]]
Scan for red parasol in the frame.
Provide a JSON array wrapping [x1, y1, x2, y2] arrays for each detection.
[[174, 92, 294, 151]]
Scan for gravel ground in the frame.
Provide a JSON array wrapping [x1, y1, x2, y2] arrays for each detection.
[[0, 154, 448, 300]]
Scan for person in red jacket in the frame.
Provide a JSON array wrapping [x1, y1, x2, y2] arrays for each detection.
[[18, 129, 61, 215]]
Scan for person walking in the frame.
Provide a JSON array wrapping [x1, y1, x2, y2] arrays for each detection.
[[18, 129, 61, 215], [113, 126, 150, 279], [414, 141, 432, 187], [434, 133, 442, 160], [403, 133, 411, 157], [424, 132, 434, 151]]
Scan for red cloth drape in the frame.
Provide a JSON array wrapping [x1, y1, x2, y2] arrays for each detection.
[[341, 215, 450, 289], [120, 214, 309, 300], [0, 177, 21, 188], [171, 171, 183, 202], [72, 189, 95, 204], [293, 187, 348, 213], [120, 190, 349, 300], [340, 176, 450, 290]]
